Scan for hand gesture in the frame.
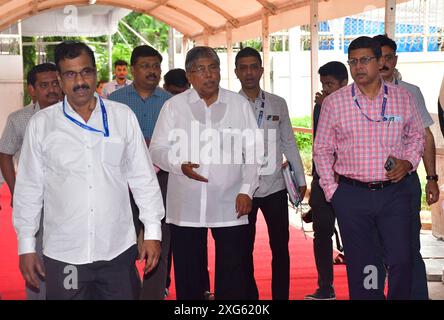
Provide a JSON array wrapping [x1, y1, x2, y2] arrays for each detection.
[[181, 162, 208, 183]]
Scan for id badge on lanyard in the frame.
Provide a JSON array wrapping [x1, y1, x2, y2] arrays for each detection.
[[256, 91, 266, 128]]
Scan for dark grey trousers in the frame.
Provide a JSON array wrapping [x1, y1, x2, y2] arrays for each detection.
[[26, 213, 46, 300], [43, 245, 141, 300]]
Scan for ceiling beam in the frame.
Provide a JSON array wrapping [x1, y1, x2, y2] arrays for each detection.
[[100, 0, 193, 37], [164, 3, 214, 33], [193, 0, 239, 27], [147, 0, 169, 12], [32, 0, 38, 15], [192, 0, 312, 40], [255, 0, 277, 15]]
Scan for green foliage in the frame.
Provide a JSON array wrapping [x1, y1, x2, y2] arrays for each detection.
[[291, 116, 313, 174], [114, 12, 169, 53], [240, 39, 262, 51], [20, 12, 170, 104], [291, 116, 313, 152]]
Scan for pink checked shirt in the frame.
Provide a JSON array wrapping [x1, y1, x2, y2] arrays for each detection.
[[313, 80, 425, 201]]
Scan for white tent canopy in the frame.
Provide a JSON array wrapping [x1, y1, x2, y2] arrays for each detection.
[[0, 0, 403, 45], [20, 5, 131, 37]]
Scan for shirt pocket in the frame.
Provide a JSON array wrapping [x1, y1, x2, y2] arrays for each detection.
[[102, 138, 126, 168], [379, 121, 402, 148]]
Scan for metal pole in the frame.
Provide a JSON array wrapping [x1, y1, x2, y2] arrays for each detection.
[[168, 27, 175, 70], [108, 35, 113, 81], [423, 0, 429, 53], [226, 24, 233, 90], [262, 11, 270, 91]]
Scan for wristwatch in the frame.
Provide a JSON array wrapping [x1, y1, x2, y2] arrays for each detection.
[[426, 175, 439, 181]]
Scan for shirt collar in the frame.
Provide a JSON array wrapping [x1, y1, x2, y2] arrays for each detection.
[[188, 87, 227, 105], [64, 93, 101, 115], [129, 84, 162, 99], [239, 88, 264, 103], [353, 77, 386, 99], [33, 102, 41, 113], [113, 79, 130, 86]]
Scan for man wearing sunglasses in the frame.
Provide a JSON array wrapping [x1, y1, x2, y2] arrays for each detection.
[[373, 34, 437, 300], [13, 41, 164, 300], [314, 36, 425, 299]]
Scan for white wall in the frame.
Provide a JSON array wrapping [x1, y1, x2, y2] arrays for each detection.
[[0, 55, 24, 134], [173, 50, 444, 120]]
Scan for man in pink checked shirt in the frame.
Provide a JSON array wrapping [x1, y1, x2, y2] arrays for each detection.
[[313, 36, 425, 300]]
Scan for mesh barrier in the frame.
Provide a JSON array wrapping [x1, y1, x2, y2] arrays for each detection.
[[295, 0, 444, 53]]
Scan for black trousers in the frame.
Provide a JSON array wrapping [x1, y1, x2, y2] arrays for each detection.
[[245, 189, 290, 300], [332, 178, 412, 300], [309, 178, 336, 293], [170, 224, 249, 300], [398, 172, 428, 299], [44, 245, 140, 300], [131, 170, 172, 300]]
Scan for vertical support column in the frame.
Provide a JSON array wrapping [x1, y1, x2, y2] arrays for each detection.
[[310, 0, 319, 124], [203, 29, 210, 46], [168, 27, 175, 70], [262, 10, 270, 91], [182, 36, 189, 54], [108, 35, 113, 82], [289, 26, 301, 118], [18, 20, 23, 57], [36, 36, 42, 64], [384, 0, 397, 40], [226, 24, 233, 90]]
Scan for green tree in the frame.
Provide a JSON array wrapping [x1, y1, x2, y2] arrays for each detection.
[[20, 12, 170, 104]]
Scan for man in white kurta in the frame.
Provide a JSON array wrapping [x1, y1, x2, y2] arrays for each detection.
[[150, 46, 263, 300]]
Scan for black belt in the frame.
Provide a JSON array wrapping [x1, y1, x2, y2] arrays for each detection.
[[339, 175, 393, 191]]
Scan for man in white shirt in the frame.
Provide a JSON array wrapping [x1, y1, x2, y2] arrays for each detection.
[[13, 41, 164, 300], [235, 47, 306, 300], [150, 46, 263, 300], [0, 63, 63, 300], [102, 59, 132, 98]]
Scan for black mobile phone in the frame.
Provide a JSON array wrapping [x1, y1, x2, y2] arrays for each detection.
[[384, 157, 396, 171]]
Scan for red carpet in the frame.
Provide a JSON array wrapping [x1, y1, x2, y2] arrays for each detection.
[[0, 183, 349, 300]]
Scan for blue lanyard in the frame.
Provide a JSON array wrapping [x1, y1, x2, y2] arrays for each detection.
[[256, 91, 266, 127], [351, 84, 388, 122], [63, 96, 110, 137]]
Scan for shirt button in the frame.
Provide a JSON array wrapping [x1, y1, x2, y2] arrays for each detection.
[[88, 165, 92, 168], [89, 186, 93, 190]]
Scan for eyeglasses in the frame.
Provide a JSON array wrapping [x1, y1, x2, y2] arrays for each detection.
[[190, 64, 220, 75], [347, 56, 376, 67], [382, 54, 396, 62], [61, 67, 96, 80]]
